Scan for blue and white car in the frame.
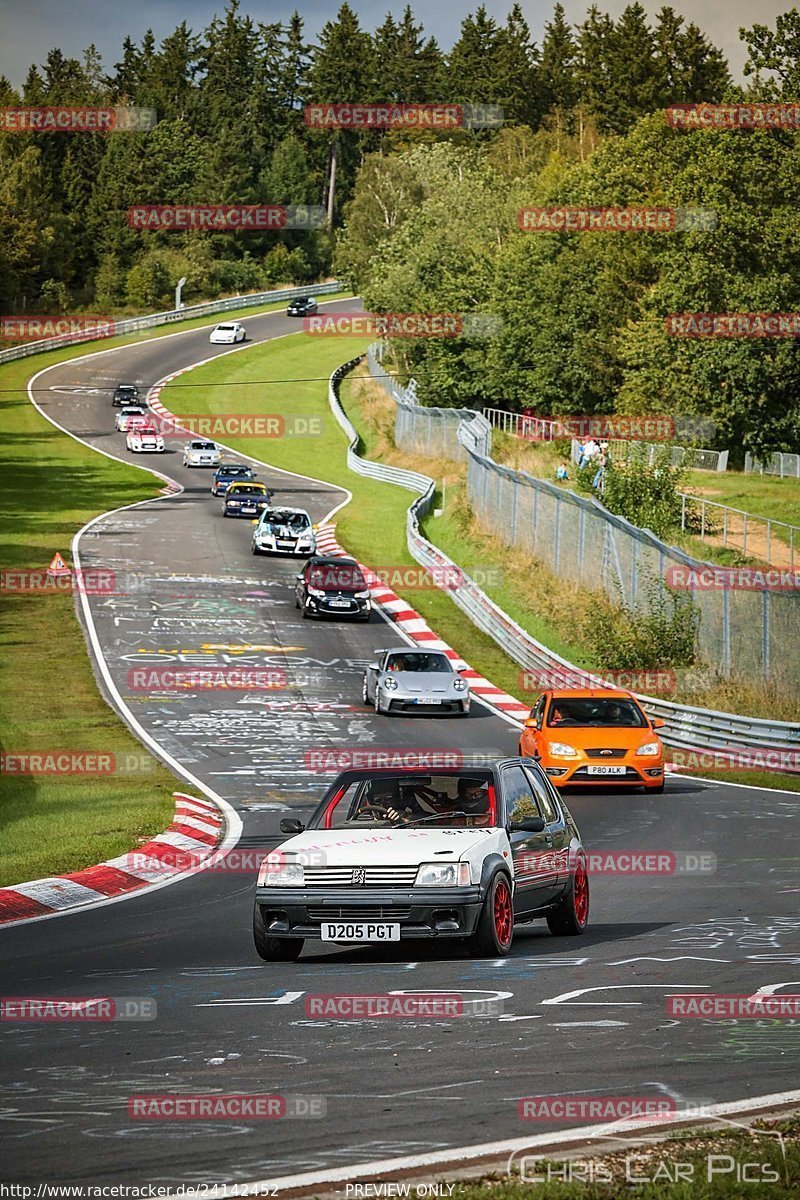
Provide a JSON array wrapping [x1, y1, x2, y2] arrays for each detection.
[[252, 507, 316, 557]]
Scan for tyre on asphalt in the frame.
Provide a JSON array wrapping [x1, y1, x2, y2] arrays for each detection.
[[546, 856, 589, 936], [253, 904, 304, 961], [468, 871, 514, 957]]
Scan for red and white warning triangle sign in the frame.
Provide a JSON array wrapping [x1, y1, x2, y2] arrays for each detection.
[[46, 552, 72, 578]]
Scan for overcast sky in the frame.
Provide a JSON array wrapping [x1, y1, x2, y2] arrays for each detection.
[[0, 0, 791, 88]]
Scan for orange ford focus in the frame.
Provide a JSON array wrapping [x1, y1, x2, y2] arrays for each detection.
[[518, 688, 666, 792]]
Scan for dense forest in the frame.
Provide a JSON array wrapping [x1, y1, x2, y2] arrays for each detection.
[[1, 1, 799, 455]]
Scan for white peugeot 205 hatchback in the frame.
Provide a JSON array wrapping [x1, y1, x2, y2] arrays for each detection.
[[252, 759, 589, 961]]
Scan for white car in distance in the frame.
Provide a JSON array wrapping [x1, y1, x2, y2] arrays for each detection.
[[183, 440, 221, 467], [115, 406, 148, 432], [127, 425, 165, 453], [210, 322, 246, 344]]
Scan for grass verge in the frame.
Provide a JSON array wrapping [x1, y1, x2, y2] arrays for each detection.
[[4, 295, 337, 883], [457, 1115, 799, 1198]]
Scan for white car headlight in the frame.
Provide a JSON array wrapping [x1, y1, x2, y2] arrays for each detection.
[[383, 676, 399, 690], [354, 589, 370, 599], [307, 586, 326, 598], [636, 741, 660, 757], [453, 678, 468, 692], [414, 862, 471, 887], [257, 859, 304, 887], [549, 741, 578, 758]]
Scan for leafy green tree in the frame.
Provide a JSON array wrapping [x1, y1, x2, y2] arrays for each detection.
[[125, 251, 173, 308], [741, 9, 800, 97]]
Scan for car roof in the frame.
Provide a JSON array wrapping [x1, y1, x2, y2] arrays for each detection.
[[309, 555, 359, 566], [217, 463, 250, 471], [228, 480, 266, 489], [547, 688, 636, 699]]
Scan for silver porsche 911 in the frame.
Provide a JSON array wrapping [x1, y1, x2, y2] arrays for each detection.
[[362, 648, 470, 716]]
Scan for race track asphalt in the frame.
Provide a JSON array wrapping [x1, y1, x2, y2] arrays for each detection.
[[2, 302, 798, 1187]]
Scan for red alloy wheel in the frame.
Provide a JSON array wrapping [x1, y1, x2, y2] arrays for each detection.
[[573, 862, 589, 926], [494, 877, 513, 946]]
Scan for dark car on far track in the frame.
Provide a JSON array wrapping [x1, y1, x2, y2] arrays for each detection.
[[287, 296, 318, 317], [112, 383, 140, 407], [211, 464, 256, 496], [223, 481, 272, 518], [294, 555, 371, 621]]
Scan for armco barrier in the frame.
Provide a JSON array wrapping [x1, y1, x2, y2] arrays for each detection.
[[0, 281, 343, 366], [331, 359, 800, 762]]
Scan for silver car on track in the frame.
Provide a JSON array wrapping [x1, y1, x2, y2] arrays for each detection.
[[363, 648, 470, 716]]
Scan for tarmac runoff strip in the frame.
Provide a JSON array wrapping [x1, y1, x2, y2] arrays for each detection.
[[171, 1091, 800, 1199], [0, 793, 224, 926]]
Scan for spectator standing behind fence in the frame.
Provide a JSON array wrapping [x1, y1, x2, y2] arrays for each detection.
[[556, 461, 569, 482], [579, 437, 599, 468], [593, 443, 609, 491]]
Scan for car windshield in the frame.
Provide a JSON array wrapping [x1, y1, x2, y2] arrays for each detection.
[[122, 407, 144, 414], [385, 652, 452, 674], [229, 484, 264, 496], [262, 510, 309, 531], [309, 563, 366, 590], [216, 324, 235, 331], [117, 387, 136, 395], [137, 428, 158, 435], [193, 442, 217, 450], [546, 698, 647, 727], [317, 772, 497, 829], [220, 466, 250, 477]]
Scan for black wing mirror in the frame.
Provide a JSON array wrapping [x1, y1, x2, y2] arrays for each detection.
[[280, 818, 305, 835], [509, 816, 546, 834]]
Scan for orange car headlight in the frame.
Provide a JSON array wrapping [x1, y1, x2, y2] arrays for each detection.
[[548, 741, 578, 758], [636, 741, 661, 757]]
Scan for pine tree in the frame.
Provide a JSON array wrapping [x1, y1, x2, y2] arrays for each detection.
[[604, 3, 661, 134], [494, 5, 539, 127], [445, 7, 502, 103], [538, 4, 577, 138], [574, 6, 613, 150]]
